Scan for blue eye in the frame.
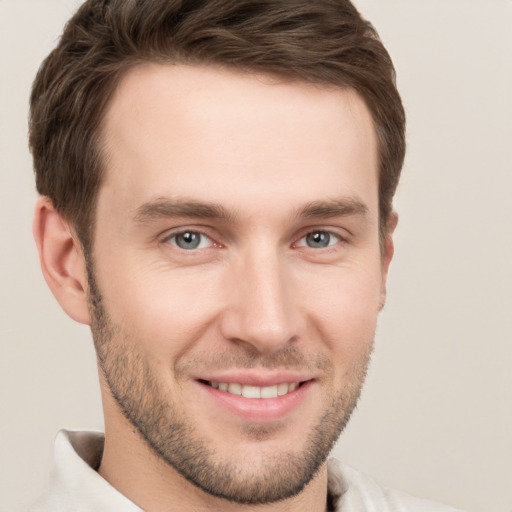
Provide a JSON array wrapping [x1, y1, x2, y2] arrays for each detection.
[[298, 231, 340, 249], [169, 231, 212, 250]]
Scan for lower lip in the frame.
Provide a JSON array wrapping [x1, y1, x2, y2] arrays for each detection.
[[196, 380, 313, 422]]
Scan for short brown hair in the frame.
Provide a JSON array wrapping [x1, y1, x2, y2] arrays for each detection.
[[29, 0, 406, 251]]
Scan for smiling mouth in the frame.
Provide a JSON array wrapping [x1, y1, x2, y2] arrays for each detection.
[[200, 380, 303, 399]]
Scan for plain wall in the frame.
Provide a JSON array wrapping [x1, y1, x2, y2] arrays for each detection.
[[1, 1, 511, 511]]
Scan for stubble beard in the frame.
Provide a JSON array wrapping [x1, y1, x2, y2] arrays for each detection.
[[87, 265, 373, 505]]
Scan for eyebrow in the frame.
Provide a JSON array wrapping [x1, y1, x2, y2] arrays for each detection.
[[297, 198, 369, 220], [133, 197, 238, 224], [132, 196, 369, 225]]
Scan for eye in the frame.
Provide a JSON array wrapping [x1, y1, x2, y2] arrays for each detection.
[[168, 231, 213, 250], [296, 230, 341, 249]]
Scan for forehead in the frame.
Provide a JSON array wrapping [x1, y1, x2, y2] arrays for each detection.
[[98, 63, 378, 220]]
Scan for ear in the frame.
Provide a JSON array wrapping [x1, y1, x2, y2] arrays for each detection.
[[379, 211, 398, 310], [33, 197, 91, 325]]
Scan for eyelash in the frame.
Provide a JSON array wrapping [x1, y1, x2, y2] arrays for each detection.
[[162, 228, 347, 253], [294, 230, 343, 250], [164, 230, 217, 251]]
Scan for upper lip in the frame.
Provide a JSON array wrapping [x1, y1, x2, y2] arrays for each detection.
[[194, 371, 314, 387]]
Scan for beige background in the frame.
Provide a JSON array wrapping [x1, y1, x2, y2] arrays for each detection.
[[1, 1, 511, 511]]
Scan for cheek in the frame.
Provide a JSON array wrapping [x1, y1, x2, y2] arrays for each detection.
[[297, 262, 382, 351], [97, 260, 224, 356], [311, 274, 378, 394]]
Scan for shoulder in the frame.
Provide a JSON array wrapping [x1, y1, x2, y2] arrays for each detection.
[[328, 459, 465, 512]]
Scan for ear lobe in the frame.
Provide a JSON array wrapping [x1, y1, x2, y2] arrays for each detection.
[[33, 197, 91, 325], [379, 211, 398, 310]]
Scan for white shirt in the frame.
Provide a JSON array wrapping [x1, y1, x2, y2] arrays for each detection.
[[29, 430, 463, 512]]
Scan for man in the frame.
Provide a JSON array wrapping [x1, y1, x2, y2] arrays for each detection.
[[28, 0, 461, 510]]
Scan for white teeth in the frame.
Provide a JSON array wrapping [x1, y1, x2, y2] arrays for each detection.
[[277, 383, 289, 396], [260, 385, 278, 399], [241, 385, 261, 398], [210, 381, 300, 398], [228, 383, 242, 395]]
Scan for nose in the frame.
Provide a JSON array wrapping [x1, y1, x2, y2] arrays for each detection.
[[219, 247, 304, 354]]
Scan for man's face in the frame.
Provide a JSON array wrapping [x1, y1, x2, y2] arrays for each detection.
[[89, 64, 391, 504]]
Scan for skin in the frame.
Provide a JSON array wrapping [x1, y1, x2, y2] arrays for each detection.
[[34, 64, 395, 512]]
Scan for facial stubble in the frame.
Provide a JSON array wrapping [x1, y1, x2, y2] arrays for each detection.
[[87, 264, 373, 505]]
